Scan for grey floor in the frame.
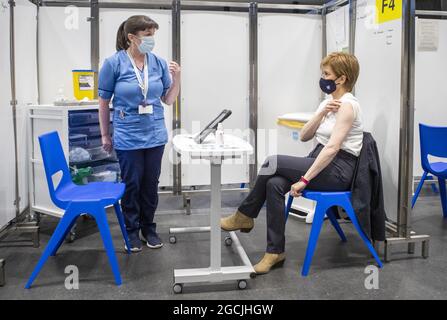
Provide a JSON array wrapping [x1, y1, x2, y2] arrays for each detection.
[[0, 191, 446, 300]]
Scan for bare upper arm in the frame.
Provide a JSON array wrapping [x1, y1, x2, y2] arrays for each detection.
[[326, 102, 355, 150]]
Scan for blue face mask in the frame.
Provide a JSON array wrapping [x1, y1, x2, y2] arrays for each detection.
[[137, 36, 155, 54], [319, 77, 340, 94]]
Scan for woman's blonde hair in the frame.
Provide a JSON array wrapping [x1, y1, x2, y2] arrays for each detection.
[[321, 52, 360, 92]]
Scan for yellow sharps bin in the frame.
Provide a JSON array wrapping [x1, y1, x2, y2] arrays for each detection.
[[72, 69, 97, 100]]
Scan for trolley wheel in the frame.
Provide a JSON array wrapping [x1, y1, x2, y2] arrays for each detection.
[[238, 280, 247, 290], [169, 236, 177, 244], [224, 236, 233, 246], [173, 283, 183, 294]]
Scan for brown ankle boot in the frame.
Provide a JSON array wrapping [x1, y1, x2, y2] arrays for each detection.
[[220, 211, 254, 233], [253, 253, 286, 274]]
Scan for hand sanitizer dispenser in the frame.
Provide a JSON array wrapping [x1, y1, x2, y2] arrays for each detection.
[[215, 122, 224, 146]]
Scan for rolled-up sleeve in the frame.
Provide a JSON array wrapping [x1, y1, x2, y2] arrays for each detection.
[[161, 59, 172, 97], [98, 58, 116, 100]]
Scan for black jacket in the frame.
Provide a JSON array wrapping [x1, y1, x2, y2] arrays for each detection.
[[350, 132, 387, 241]]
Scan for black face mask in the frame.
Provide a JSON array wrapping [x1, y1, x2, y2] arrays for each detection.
[[319, 77, 340, 94]]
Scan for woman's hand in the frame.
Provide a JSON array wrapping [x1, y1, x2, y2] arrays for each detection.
[[169, 61, 181, 81], [290, 181, 307, 197], [102, 135, 113, 153], [323, 99, 342, 115]]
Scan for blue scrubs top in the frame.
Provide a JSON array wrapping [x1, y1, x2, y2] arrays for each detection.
[[98, 50, 172, 150]]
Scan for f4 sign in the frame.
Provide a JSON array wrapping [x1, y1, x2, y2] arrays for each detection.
[[376, 0, 402, 24]]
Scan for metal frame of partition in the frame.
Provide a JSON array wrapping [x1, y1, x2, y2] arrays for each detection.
[[383, 0, 430, 262], [0, 1, 40, 273], [248, 1, 258, 189], [172, 0, 182, 195], [416, 10, 447, 17], [9, 0, 20, 220]]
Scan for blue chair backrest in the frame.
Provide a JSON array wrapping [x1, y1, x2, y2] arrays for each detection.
[[419, 123, 447, 173], [38, 131, 74, 209]]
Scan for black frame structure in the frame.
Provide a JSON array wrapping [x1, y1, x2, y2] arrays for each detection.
[[0, 0, 40, 260]]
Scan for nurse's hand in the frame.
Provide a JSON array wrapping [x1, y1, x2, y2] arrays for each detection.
[[169, 61, 181, 81], [102, 135, 113, 153], [290, 181, 307, 197]]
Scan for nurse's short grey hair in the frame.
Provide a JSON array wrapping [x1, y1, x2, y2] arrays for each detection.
[[116, 15, 159, 51]]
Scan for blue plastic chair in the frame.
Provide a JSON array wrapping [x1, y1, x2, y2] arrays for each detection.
[[285, 191, 383, 276], [412, 124, 447, 218], [25, 131, 130, 289]]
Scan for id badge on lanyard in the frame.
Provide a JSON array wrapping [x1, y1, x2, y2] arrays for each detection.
[[127, 51, 153, 115]]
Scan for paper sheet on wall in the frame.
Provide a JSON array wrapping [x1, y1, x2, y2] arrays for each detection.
[[357, 0, 397, 47], [417, 19, 439, 52], [335, 7, 347, 45]]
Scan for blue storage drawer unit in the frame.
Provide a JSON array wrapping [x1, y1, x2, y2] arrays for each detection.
[[69, 124, 113, 138], [69, 111, 99, 127], [69, 110, 113, 127]]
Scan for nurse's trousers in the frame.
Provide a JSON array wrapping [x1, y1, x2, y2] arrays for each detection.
[[116, 145, 165, 239], [237, 144, 357, 254]]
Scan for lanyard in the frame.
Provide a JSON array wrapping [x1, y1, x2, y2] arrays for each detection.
[[126, 51, 149, 104]]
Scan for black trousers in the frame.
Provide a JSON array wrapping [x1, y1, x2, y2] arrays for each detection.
[[115, 145, 165, 240], [238, 144, 357, 254]]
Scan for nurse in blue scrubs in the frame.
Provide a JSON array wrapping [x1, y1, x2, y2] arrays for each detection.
[[98, 15, 180, 252]]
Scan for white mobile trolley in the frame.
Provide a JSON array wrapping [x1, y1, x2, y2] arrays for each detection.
[[170, 133, 254, 293]]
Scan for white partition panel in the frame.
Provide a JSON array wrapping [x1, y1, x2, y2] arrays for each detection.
[[180, 11, 249, 186], [99, 9, 173, 187], [0, 4, 17, 228], [15, 0, 38, 212], [38, 7, 91, 104], [355, 0, 402, 221], [326, 4, 350, 53], [258, 13, 322, 166], [414, 18, 447, 177]]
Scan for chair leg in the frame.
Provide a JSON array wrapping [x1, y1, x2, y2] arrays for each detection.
[[326, 207, 347, 242], [93, 207, 122, 286], [301, 205, 326, 277], [284, 194, 293, 222], [50, 217, 78, 256], [412, 171, 428, 208], [113, 202, 130, 254], [438, 177, 447, 218], [343, 201, 383, 268], [25, 210, 78, 289]]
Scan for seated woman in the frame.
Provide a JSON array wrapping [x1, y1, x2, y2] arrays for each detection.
[[221, 52, 363, 275]]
